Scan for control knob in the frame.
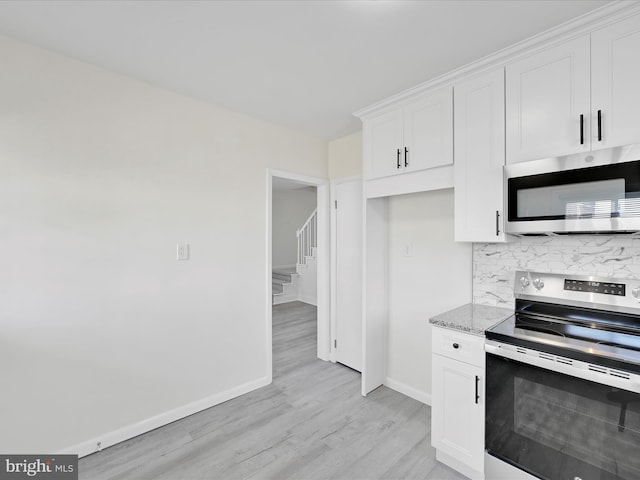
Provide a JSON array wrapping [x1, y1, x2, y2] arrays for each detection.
[[532, 277, 545, 291], [632, 287, 640, 301], [519, 276, 530, 289]]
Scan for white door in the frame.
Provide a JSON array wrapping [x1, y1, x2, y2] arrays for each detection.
[[361, 197, 387, 395], [506, 35, 590, 163], [592, 13, 640, 150], [334, 179, 363, 371]]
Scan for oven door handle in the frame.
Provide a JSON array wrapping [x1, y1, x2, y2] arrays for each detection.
[[485, 340, 640, 394]]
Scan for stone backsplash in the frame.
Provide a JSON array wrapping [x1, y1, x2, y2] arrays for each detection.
[[473, 235, 640, 307]]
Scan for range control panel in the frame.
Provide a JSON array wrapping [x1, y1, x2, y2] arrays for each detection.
[[564, 279, 626, 296]]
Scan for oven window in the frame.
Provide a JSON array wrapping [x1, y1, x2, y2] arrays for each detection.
[[486, 354, 640, 480]]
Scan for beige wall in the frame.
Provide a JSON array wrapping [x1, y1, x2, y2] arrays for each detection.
[[0, 34, 327, 453], [328, 130, 362, 179]]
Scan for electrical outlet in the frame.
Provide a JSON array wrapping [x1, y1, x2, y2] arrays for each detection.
[[177, 243, 190, 261], [403, 243, 412, 257]]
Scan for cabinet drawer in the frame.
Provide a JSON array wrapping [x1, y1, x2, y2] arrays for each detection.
[[432, 326, 484, 366]]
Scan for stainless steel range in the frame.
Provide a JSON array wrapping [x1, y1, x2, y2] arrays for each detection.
[[485, 270, 640, 480]]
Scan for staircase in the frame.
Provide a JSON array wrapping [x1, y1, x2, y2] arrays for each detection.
[[272, 267, 299, 305], [272, 209, 317, 305]]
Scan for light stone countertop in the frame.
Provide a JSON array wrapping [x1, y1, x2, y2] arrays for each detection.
[[429, 303, 513, 336]]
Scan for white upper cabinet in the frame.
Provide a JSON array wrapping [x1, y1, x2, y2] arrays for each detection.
[[591, 13, 640, 150], [366, 108, 404, 179], [506, 36, 591, 164], [454, 69, 507, 243], [403, 88, 453, 173], [506, 13, 640, 164], [363, 86, 453, 180]]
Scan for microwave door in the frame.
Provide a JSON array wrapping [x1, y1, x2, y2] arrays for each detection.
[[505, 157, 640, 234]]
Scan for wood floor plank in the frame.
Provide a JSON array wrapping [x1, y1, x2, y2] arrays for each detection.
[[79, 301, 467, 480]]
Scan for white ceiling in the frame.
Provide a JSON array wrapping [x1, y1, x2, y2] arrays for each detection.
[[0, 0, 613, 140]]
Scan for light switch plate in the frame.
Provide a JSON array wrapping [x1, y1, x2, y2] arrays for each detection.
[[177, 243, 190, 261]]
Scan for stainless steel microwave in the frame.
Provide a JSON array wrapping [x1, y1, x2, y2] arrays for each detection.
[[505, 145, 640, 235]]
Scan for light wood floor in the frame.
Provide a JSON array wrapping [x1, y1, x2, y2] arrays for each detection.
[[79, 301, 466, 480]]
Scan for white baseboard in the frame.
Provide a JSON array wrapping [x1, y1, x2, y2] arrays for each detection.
[[273, 292, 298, 304], [384, 377, 431, 406], [297, 294, 317, 306], [61, 376, 271, 458]]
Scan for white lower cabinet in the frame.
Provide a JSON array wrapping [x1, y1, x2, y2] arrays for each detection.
[[431, 326, 485, 479]]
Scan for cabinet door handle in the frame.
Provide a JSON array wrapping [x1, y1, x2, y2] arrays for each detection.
[[598, 109, 602, 142], [475, 375, 480, 404], [397, 149, 401, 169], [452, 343, 459, 349], [495, 210, 501, 236], [404, 147, 409, 167], [580, 114, 584, 145]]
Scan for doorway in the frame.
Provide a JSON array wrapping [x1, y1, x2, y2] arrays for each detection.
[[266, 169, 330, 382]]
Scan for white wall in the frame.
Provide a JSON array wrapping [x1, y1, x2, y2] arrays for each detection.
[[272, 188, 317, 268], [386, 189, 472, 403], [0, 35, 327, 454], [297, 256, 318, 306]]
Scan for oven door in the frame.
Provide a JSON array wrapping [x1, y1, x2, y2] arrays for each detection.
[[485, 342, 640, 480], [505, 156, 640, 234]]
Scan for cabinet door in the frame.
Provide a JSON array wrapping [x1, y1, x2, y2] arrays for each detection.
[[506, 36, 591, 163], [454, 69, 507, 242], [363, 109, 403, 179], [432, 354, 484, 473], [592, 13, 640, 150], [403, 87, 453, 172]]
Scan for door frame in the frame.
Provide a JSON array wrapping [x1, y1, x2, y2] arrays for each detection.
[[266, 169, 330, 382]]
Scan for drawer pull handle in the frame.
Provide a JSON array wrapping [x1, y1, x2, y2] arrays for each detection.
[[452, 343, 459, 349]]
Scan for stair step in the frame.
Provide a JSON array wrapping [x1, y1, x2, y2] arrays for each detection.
[[271, 267, 300, 305], [273, 277, 291, 286], [272, 273, 292, 282]]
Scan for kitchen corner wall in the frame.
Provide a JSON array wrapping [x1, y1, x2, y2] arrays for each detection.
[[387, 189, 472, 402], [473, 235, 640, 307]]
